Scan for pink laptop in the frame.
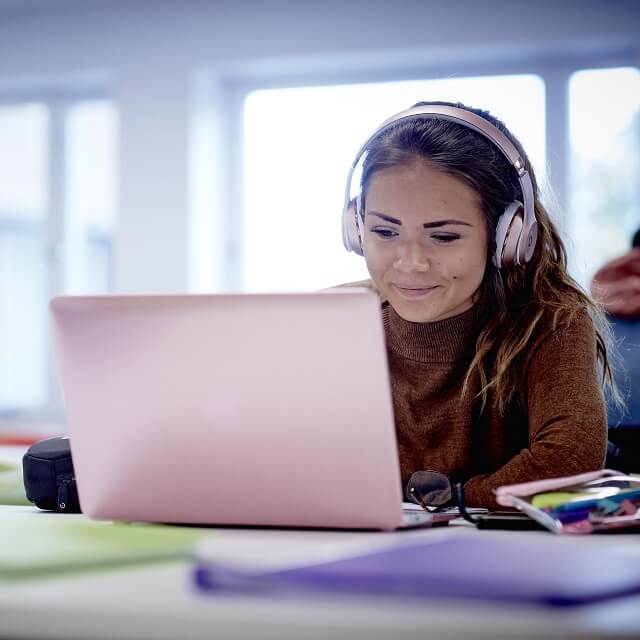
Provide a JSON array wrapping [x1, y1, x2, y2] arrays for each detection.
[[50, 290, 436, 530]]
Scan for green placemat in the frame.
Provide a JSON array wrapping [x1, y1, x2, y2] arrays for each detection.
[[0, 509, 203, 580], [0, 461, 29, 506]]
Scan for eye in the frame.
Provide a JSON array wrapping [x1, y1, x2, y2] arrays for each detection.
[[371, 227, 398, 239], [431, 233, 460, 243]]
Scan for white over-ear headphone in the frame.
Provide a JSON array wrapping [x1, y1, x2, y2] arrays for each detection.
[[341, 105, 538, 269]]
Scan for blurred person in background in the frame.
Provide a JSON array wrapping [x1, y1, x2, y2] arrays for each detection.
[[591, 228, 640, 319], [592, 228, 640, 472]]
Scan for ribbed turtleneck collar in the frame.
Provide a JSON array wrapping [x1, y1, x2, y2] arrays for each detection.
[[383, 303, 479, 363]]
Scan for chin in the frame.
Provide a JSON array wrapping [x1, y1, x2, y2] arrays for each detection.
[[389, 300, 442, 324]]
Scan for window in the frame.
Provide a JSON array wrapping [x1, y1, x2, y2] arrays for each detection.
[[242, 75, 545, 292], [66, 101, 118, 295], [568, 67, 640, 287], [0, 104, 49, 410], [0, 98, 117, 420]]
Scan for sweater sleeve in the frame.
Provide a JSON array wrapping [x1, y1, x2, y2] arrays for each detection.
[[463, 310, 608, 509]]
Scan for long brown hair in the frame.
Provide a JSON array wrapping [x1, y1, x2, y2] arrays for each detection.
[[360, 100, 618, 414]]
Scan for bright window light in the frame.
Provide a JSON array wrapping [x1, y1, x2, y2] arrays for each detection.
[[66, 100, 118, 294], [0, 104, 49, 409], [243, 75, 545, 292], [568, 67, 640, 288], [0, 104, 48, 216]]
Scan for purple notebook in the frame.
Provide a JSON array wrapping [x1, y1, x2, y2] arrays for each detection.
[[194, 535, 640, 606]]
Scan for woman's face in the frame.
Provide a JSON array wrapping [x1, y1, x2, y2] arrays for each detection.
[[362, 161, 489, 323]]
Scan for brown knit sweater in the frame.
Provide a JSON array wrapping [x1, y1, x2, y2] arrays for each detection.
[[383, 302, 608, 510]]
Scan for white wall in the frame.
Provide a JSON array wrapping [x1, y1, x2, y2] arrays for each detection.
[[0, 0, 638, 292]]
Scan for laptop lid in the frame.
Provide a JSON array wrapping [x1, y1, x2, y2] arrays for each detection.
[[49, 291, 405, 530]]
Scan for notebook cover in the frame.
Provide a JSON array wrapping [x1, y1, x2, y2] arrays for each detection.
[[194, 534, 640, 606]]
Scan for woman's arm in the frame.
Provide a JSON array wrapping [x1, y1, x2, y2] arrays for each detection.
[[463, 310, 608, 509]]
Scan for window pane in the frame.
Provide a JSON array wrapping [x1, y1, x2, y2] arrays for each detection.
[[66, 101, 118, 294], [243, 75, 545, 292], [568, 67, 640, 287], [0, 104, 48, 216], [0, 232, 48, 410], [0, 104, 48, 410]]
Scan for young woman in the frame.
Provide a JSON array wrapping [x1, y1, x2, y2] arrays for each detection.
[[339, 101, 615, 509]]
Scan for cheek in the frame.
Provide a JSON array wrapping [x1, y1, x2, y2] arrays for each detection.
[[363, 253, 381, 283], [363, 245, 390, 276], [448, 252, 487, 284]]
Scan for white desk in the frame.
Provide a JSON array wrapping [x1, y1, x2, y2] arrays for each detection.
[[2, 505, 640, 640]]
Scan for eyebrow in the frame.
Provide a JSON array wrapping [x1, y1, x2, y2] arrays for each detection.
[[368, 211, 473, 229]]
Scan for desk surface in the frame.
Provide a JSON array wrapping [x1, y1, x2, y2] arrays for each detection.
[[2, 505, 640, 640]]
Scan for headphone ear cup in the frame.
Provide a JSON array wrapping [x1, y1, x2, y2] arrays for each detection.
[[493, 201, 524, 268], [341, 196, 364, 256]]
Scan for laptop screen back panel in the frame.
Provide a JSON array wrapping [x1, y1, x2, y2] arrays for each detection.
[[50, 292, 404, 530]]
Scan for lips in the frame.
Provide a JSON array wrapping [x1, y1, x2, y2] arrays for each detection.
[[391, 284, 440, 299]]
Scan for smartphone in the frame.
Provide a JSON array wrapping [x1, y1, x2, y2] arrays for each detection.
[[474, 511, 548, 531]]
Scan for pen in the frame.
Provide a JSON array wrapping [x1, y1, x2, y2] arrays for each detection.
[[545, 489, 640, 516]]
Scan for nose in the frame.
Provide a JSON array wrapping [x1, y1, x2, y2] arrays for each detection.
[[393, 240, 431, 272]]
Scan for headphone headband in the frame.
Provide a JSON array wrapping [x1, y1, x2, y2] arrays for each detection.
[[342, 105, 538, 266]]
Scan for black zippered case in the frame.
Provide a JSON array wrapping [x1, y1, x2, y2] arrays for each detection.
[[22, 436, 81, 512]]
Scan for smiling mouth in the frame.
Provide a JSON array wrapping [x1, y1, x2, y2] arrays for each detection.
[[392, 285, 439, 298]]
